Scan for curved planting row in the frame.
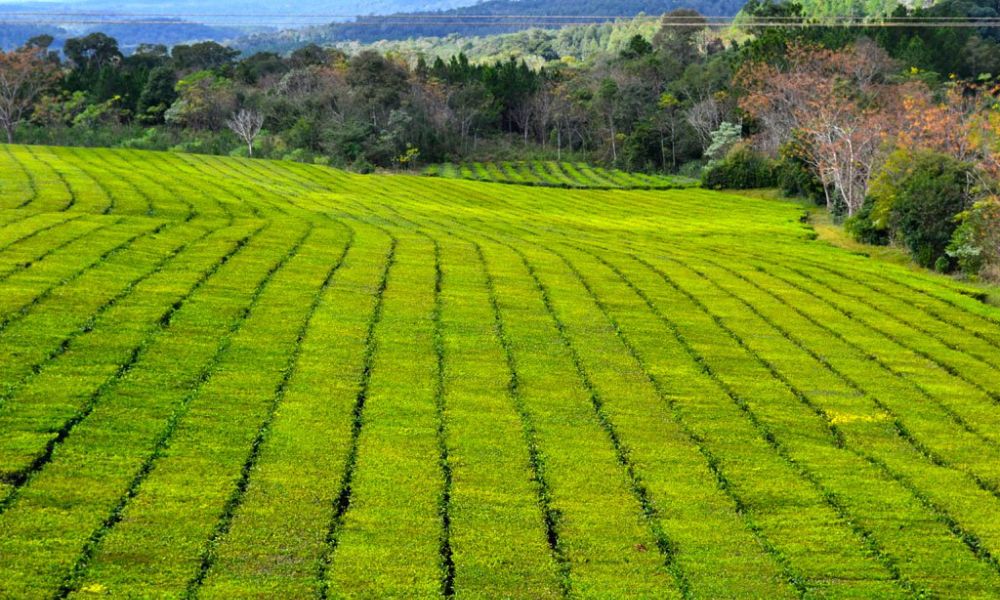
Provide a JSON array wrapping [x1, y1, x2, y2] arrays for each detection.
[[0, 144, 997, 598], [424, 160, 698, 190]]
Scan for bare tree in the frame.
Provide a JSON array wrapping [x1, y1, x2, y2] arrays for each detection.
[[511, 101, 534, 146], [687, 96, 725, 152], [0, 46, 59, 143], [739, 41, 899, 216], [226, 108, 264, 157]]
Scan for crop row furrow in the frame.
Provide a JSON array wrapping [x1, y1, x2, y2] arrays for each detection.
[[0, 218, 168, 336], [785, 263, 1000, 376], [472, 239, 680, 597], [315, 235, 397, 599], [44, 147, 118, 215], [56, 223, 316, 597], [187, 224, 393, 598], [149, 152, 244, 221], [0, 213, 79, 255], [0, 221, 218, 413], [656, 255, 1000, 559], [20, 145, 79, 212], [607, 251, 929, 596], [758, 263, 1000, 404], [630, 252, 1000, 595], [514, 245, 692, 598], [475, 239, 574, 595], [693, 252, 1000, 458], [181, 221, 354, 597], [690, 247, 1000, 430], [0, 217, 113, 285], [0, 221, 292, 597], [418, 235, 565, 599], [402, 202, 896, 598], [545, 245, 810, 597], [65, 148, 154, 216], [91, 150, 195, 220], [773, 251, 1000, 349], [323, 231, 449, 597], [429, 237, 456, 597], [0, 221, 171, 333], [0, 222, 265, 509], [25, 146, 78, 212], [1, 145, 38, 208], [79, 148, 158, 217], [179, 153, 291, 218]]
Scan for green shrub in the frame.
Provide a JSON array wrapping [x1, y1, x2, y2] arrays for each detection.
[[775, 145, 825, 204], [865, 149, 975, 270], [845, 197, 890, 246], [702, 145, 777, 190], [948, 196, 1000, 281], [351, 156, 375, 174]]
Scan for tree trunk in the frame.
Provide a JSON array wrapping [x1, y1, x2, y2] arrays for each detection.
[[670, 128, 676, 170], [609, 123, 617, 163]]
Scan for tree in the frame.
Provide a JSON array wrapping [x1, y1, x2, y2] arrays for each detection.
[[686, 95, 725, 153], [621, 35, 653, 60], [236, 52, 288, 85], [227, 108, 265, 157], [172, 42, 239, 73], [596, 78, 621, 163], [867, 149, 977, 269], [137, 66, 177, 124], [165, 71, 236, 131], [705, 121, 742, 160], [448, 81, 493, 152], [656, 92, 682, 169], [739, 40, 898, 216], [949, 196, 1000, 281], [289, 44, 331, 69], [64, 33, 122, 72], [0, 46, 60, 143], [346, 50, 409, 129], [653, 9, 707, 66]]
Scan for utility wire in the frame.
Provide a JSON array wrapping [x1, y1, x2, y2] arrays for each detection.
[[1, 12, 999, 28]]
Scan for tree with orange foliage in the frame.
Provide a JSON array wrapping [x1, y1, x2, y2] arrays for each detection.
[[0, 45, 61, 143], [738, 40, 899, 217], [895, 83, 979, 162], [964, 86, 1000, 181]]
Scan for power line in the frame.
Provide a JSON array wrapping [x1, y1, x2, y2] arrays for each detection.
[[1, 12, 999, 28], [1, 10, 999, 20]]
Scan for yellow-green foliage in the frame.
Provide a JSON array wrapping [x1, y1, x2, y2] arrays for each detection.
[[425, 160, 699, 190], [0, 145, 999, 598]]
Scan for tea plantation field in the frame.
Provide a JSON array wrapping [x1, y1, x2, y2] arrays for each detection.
[[424, 160, 697, 189], [1, 145, 999, 598]]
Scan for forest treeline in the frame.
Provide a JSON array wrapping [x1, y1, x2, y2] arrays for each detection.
[[0, 0, 998, 281]]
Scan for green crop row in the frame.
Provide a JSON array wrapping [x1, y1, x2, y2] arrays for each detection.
[[0, 145, 997, 598], [424, 161, 698, 191]]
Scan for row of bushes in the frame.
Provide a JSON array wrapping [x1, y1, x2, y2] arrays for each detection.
[[701, 144, 826, 203], [702, 143, 999, 283], [847, 149, 997, 280]]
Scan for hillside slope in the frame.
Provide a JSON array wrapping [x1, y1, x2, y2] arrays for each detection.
[[0, 146, 999, 597], [233, 0, 738, 53]]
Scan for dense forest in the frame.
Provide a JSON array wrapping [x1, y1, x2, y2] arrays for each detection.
[[235, 0, 739, 51], [0, 0, 999, 281]]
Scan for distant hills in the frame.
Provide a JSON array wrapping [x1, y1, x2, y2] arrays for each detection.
[[1, 0, 745, 52], [295, 0, 743, 43], [0, 0, 477, 50], [233, 0, 744, 54]]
